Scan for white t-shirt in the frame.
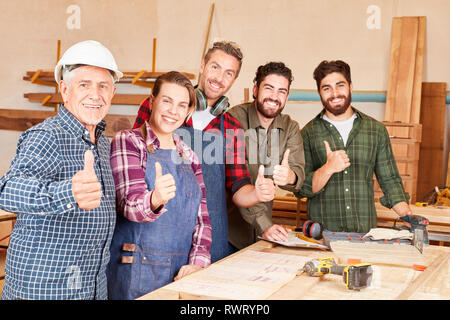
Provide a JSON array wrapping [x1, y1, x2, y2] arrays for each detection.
[[323, 113, 357, 146], [191, 107, 217, 131]]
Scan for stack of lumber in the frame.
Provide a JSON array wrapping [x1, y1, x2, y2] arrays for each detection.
[[373, 121, 422, 203], [0, 108, 135, 138], [271, 195, 307, 229], [23, 70, 195, 106], [0, 69, 195, 137]]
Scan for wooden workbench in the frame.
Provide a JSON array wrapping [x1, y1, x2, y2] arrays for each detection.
[[272, 196, 450, 243], [375, 202, 450, 242], [0, 210, 15, 249], [0, 210, 16, 223], [138, 239, 450, 300]]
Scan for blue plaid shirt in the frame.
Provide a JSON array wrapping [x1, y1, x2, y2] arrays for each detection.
[[0, 106, 116, 300]]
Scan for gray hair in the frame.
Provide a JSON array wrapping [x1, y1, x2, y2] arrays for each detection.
[[61, 64, 116, 88]]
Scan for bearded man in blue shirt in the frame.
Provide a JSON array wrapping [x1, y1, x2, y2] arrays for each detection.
[[0, 40, 121, 300]]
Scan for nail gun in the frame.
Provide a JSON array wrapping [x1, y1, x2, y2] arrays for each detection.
[[301, 257, 373, 290]]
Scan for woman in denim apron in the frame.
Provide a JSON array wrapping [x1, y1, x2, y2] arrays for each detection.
[[176, 116, 232, 263], [107, 72, 211, 300]]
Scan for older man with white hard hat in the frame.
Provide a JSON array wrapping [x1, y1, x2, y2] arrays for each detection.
[[0, 40, 121, 300]]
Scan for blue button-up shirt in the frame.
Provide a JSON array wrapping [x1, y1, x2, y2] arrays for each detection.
[[0, 106, 116, 300]]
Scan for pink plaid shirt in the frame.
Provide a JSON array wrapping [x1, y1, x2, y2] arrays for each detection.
[[110, 122, 211, 267]]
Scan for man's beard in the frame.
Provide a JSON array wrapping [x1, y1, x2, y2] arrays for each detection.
[[256, 98, 284, 119], [321, 93, 352, 116]]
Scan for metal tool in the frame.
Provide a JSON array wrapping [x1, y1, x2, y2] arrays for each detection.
[[393, 214, 429, 253], [416, 186, 450, 207], [301, 258, 373, 290]]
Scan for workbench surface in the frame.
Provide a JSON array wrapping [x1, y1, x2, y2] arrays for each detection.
[[138, 239, 450, 300], [0, 210, 15, 223]]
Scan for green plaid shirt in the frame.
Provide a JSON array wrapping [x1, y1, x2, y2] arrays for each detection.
[[295, 108, 409, 233]]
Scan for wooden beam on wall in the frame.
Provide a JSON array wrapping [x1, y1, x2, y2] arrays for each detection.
[[24, 70, 195, 81], [24, 93, 149, 106], [0, 109, 135, 138]]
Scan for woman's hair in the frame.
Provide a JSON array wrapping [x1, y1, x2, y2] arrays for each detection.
[[152, 71, 196, 117]]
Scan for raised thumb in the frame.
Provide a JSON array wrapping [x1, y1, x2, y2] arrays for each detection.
[[155, 162, 163, 178], [281, 149, 290, 166], [257, 165, 265, 180], [323, 140, 332, 156], [83, 150, 95, 172]]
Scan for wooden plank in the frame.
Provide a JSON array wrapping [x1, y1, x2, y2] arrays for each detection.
[[0, 210, 16, 223], [24, 93, 148, 106], [385, 17, 403, 121], [410, 17, 426, 123], [25, 70, 196, 80], [417, 83, 447, 201], [385, 17, 426, 123], [24, 75, 152, 85], [329, 241, 428, 267], [395, 253, 449, 299], [393, 17, 418, 123], [0, 108, 56, 131], [447, 159, 450, 186], [0, 109, 135, 138]]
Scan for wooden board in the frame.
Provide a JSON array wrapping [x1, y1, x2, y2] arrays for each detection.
[[417, 82, 447, 201], [410, 17, 427, 124], [24, 92, 148, 106], [0, 108, 56, 131], [385, 17, 426, 123], [0, 210, 16, 223], [0, 108, 135, 138], [395, 252, 449, 299], [447, 159, 450, 187], [329, 241, 428, 267], [25, 70, 195, 81]]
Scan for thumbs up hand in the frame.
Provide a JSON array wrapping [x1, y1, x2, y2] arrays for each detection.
[[254, 165, 275, 202], [323, 140, 351, 174], [150, 162, 176, 211], [72, 150, 102, 210], [273, 149, 296, 186]]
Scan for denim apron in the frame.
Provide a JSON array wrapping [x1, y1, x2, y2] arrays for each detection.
[[107, 148, 201, 300], [176, 116, 233, 263]]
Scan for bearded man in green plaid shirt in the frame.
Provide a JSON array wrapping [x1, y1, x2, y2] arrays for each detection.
[[295, 60, 412, 233]]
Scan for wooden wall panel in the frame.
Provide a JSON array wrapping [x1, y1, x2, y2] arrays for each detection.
[[417, 82, 447, 201]]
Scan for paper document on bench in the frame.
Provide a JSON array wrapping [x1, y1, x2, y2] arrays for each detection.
[[164, 250, 311, 299]]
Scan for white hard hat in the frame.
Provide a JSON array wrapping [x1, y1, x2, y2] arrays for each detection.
[[54, 40, 123, 83]]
